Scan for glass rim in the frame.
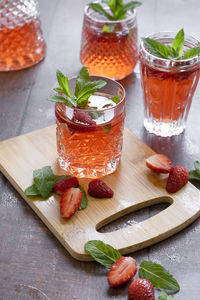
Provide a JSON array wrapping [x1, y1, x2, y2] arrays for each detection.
[[84, 4, 136, 24], [57, 75, 126, 113], [140, 31, 200, 63]]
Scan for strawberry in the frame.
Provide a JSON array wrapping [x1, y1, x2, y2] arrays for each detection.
[[128, 278, 155, 300], [146, 154, 173, 173], [166, 165, 189, 193], [88, 179, 114, 198], [107, 257, 137, 287], [53, 177, 79, 194], [60, 187, 82, 219], [70, 109, 97, 132]]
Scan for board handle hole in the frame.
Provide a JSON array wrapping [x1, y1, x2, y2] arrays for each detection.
[[97, 199, 172, 233]]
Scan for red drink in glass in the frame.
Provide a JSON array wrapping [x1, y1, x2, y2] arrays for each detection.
[[80, 5, 138, 80], [55, 77, 126, 178], [140, 32, 200, 137]]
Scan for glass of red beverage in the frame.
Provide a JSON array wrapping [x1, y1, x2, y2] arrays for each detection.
[[55, 76, 126, 178], [80, 4, 138, 80], [139, 32, 200, 137]]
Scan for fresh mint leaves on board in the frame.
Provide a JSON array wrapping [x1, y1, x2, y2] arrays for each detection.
[[85, 240, 121, 268], [158, 291, 175, 300], [48, 66, 106, 109], [189, 161, 200, 181], [89, 0, 141, 21], [139, 261, 180, 291], [25, 166, 88, 209], [142, 28, 200, 60]]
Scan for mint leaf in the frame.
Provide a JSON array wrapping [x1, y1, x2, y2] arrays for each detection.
[[85, 240, 121, 268], [102, 24, 115, 32], [189, 170, 200, 181], [194, 161, 200, 177], [116, 1, 141, 19], [75, 66, 90, 97], [139, 261, 180, 291], [76, 80, 107, 106], [56, 70, 72, 97], [103, 0, 123, 18], [24, 184, 40, 197], [33, 166, 55, 199], [184, 46, 200, 59], [172, 28, 184, 57], [78, 185, 88, 209], [48, 95, 77, 107], [110, 95, 119, 104], [88, 3, 114, 20], [102, 124, 112, 135], [142, 38, 170, 59], [158, 291, 175, 300]]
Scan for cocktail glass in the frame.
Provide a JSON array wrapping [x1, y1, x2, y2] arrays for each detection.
[[80, 4, 138, 80], [139, 32, 200, 137], [0, 0, 46, 71], [55, 76, 126, 178]]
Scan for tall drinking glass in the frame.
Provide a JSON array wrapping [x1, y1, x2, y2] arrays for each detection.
[[139, 32, 200, 137]]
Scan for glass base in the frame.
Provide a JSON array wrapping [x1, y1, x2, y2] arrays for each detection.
[[144, 118, 185, 137], [58, 156, 120, 178]]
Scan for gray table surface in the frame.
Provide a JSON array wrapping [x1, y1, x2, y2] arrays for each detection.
[[0, 0, 200, 299]]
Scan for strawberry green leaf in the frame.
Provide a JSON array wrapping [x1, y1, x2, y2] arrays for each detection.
[[139, 261, 180, 291], [183, 46, 200, 59], [142, 38, 170, 59], [88, 3, 114, 20], [158, 291, 175, 300], [172, 28, 184, 57], [116, 1, 141, 19], [78, 185, 88, 209], [33, 166, 55, 199], [24, 184, 40, 197], [85, 240, 121, 268]]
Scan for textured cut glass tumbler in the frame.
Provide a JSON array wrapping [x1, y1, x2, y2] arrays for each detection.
[[140, 32, 200, 137], [55, 76, 126, 178], [80, 4, 138, 80], [0, 0, 46, 71]]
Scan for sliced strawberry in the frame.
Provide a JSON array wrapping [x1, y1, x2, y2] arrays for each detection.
[[146, 154, 173, 173], [70, 109, 97, 132], [53, 177, 79, 194], [60, 187, 82, 219], [88, 179, 114, 198], [166, 165, 189, 193], [107, 256, 137, 287], [128, 278, 155, 300]]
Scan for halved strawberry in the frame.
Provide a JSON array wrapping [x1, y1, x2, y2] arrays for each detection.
[[107, 256, 137, 287], [53, 177, 79, 194], [146, 154, 173, 173], [60, 187, 82, 219], [166, 165, 189, 193], [128, 278, 155, 300]]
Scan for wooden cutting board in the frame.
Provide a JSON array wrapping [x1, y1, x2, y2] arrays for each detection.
[[0, 125, 200, 261]]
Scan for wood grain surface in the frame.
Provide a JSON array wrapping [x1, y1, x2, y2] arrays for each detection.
[[1, 125, 199, 262], [0, 0, 200, 299]]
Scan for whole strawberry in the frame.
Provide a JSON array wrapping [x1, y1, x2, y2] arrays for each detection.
[[88, 179, 114, 198], [128, 278, 155, 300], [53, 177, 79, 194], [166, 165, 189, 193]]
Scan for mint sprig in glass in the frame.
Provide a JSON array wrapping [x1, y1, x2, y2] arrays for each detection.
[[139, 29, 200, 137], [80, 1, 141, 80], [50, 67, 126, 178]]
